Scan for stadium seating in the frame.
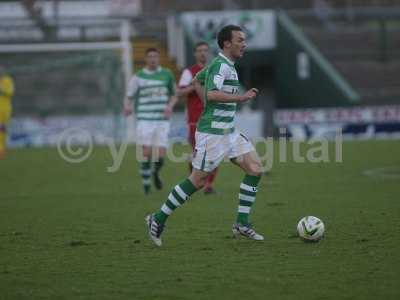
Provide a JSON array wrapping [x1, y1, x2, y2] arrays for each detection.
[[294, 14, 400, 105]]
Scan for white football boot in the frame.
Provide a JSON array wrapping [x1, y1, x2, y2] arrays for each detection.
[[232, 223, 264, 241], [145, 214, 165, 246]]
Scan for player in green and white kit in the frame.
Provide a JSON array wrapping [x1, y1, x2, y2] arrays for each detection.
[[124, 48, 178, 194], [146, 25, 264, 246]]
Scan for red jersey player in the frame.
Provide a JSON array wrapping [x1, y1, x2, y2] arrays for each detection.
[[178, 42, 218, 194]]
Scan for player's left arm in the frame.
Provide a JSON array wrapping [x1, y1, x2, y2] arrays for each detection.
[[123, 75, 138, 116], [165, 71, 178, 118], [206, 63, 258, 103]]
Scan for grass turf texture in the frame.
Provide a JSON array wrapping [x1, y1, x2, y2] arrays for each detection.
[[1, 141, 400, 300]]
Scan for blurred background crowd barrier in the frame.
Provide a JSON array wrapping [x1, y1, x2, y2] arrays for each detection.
[[1, 0, 399, 147]]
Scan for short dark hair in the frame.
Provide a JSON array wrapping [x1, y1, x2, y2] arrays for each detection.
[[145, 48, 159, 55], [194, 41, 209, 51], [217, 25, 243, 49]]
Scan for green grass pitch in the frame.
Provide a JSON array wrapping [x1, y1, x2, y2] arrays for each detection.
[[1, 141, 400, 300]]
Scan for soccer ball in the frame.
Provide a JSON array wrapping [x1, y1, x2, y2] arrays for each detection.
[[297, 216, 325, 242]]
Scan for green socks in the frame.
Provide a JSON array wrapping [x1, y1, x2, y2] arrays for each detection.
[[236, 174, 261, 225], [154, 178, 198, 224], [140, 160, 151, 194], [153, 174, 261, 226], [153, 157, 164, 174]]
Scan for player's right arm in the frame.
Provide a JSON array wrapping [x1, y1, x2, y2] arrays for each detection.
[[192, 67, 206, 85], [123, 75, 138, 116], [193, 80, 205, 103], [205, 63, 258, 103], [191, 67, 207, 102]]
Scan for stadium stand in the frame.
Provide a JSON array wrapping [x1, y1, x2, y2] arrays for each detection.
[[291, 8, 400, 105], [1, 0, 400, 116]]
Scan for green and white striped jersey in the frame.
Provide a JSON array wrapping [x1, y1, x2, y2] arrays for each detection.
[[127, 67, 176, 121], [196, 53, 240, 135]]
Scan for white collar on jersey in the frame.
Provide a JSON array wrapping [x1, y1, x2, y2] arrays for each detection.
[[143, 66, 162, 74], [218, 53, 235, 65]]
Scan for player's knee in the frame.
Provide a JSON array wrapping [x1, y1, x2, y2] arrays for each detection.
[[141, 147, 152, 158], [247, 162, 263, 177], [192, 176, 206, 189], [189, 172, 207, 189]]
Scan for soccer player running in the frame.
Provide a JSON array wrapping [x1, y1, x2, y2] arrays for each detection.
[[178, 41, 218, 194], [124, 48, 178, 194], [146, 25, 264, 246], [0, 65, 14, 159]]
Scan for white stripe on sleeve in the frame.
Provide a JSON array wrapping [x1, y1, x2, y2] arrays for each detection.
[[178, 69, 193, 87]]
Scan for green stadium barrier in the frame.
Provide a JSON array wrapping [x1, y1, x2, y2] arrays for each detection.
[[276, 11, 360, 108]]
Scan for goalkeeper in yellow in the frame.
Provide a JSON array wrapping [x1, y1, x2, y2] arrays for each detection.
[[0, 65, 14, 159]]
